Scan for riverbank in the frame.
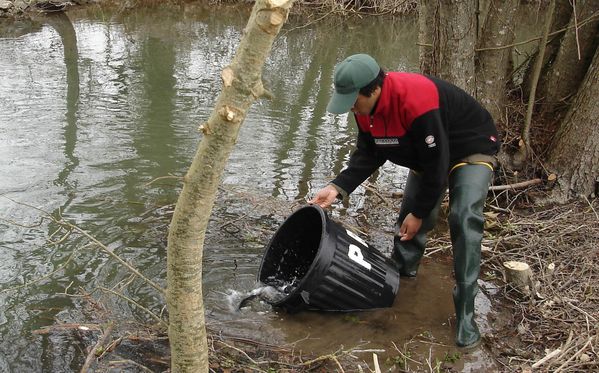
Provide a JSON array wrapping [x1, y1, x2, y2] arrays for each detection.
[[0, 0, 91, 17], [0, 0, 417, 18]]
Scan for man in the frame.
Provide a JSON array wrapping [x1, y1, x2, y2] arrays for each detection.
[[310, 54, 500, 348]]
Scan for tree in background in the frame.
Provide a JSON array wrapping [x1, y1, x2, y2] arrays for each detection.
[[475, 0, 520, 125], [536, 0, 599, 112], [546, 41, 599, 200], [419, 0, 520, 119], [521, 0, 573, 98], [436, 0, 478, 95], [165, 0, 293, 371], [522, 0, 598, 199], [419, 0, 598, 200]]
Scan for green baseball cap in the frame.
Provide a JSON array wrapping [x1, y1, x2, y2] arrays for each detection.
[[327, 54, 380, 114]]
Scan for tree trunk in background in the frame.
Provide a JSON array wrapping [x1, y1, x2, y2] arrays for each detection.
[[521, 0, 572, 97], [547, 46, 599, 200], [476, 0, 519, 125], [537, 0, 599, 111], [438, 0, 477, 94], [419, 0, 440, 75], [166, 0, 293, 371]]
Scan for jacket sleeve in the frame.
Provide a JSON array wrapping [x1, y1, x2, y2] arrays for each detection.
[[330, 130, 386, 197], [410, 109, 450, 218]]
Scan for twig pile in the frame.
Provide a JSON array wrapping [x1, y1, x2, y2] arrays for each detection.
[[482, 199, 599, 372], [207, 332, 365, 372]]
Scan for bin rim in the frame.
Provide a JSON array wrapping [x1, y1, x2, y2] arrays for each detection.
[[257, 204, 328, 308]]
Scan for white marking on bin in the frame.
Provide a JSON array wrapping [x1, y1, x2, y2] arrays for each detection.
[[346, 229, 372, 270], [346, 229, 367, 246]]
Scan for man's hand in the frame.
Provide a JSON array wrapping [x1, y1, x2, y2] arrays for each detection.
[[398, 213, 422, 241], [309, 185, 339, 208]]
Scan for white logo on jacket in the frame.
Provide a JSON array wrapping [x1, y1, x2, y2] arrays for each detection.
[[425, 135, 436, 148]]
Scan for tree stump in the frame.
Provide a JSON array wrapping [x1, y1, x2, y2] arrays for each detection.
[[503, 261, 534, 296]]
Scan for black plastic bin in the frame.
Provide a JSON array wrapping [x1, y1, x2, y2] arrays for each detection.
[[258, 205, 400, 312]]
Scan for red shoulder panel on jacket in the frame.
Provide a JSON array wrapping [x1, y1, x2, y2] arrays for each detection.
[[354, 72, 440, 137]]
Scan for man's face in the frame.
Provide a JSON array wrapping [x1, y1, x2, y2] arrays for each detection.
[[350, 86, 381, 115]]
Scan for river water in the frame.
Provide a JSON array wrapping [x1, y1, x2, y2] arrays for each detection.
[[0, 3, 544, 372]]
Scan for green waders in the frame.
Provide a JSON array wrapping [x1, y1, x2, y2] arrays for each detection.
[[448, 163, 492, 347], [392, 163, 493, 348]]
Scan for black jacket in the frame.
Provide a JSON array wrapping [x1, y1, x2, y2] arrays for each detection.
[[331, 73, 500, 218]]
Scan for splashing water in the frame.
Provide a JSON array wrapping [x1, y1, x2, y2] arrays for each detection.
[[231, 277, 300, 310]]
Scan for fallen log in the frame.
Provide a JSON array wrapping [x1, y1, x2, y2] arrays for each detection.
[[489, 178, 542, 191], [391, 178, 544, 199]]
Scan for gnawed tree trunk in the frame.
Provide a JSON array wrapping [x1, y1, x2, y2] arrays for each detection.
[[476, 0, 519, 124], [438, 0, 477, 94], [537, 0, 599, 111], [547, 45, 599, 200], [166, 0, 293, 372], [418, 0, 440, 75]]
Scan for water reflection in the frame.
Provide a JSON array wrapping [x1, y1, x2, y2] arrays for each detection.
[[44, 13, 83, 372], [269, 31, 337, 200]]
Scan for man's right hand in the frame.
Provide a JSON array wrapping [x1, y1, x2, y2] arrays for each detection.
[[398, 213, 422, 241], [309, 184, 339, 208]]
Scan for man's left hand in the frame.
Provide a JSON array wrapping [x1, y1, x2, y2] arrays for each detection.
[[398, 213, 422, 241]]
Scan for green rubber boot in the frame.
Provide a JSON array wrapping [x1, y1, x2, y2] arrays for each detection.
[[392, 170, 442, 277], [448, 163, 492, 348], [453, 282, 481, 348]]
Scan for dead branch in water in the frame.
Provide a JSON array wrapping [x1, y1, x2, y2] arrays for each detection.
[[81, 322, 114, 373]]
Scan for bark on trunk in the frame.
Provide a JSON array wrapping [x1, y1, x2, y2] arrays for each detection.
[[418, 0, 440, 75], [166, 1, 293, 372], [538, 0, 599, 110], [547, 45, 599, 200], [438, 0, 477, 94], [475, 0, 519, 124], [522, 0, 573, 97]]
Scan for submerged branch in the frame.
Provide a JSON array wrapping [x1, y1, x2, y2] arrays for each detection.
[[0, 244, 85, 294], [98, 286, 168, 328], [0, 195, 165, 296], [60, 220, 165, 296], [80, 322, 115, 373]]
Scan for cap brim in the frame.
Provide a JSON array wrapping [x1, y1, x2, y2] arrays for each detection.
[[326, 90, 358, 114]]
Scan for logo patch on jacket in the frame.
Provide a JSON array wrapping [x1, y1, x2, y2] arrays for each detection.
[[425, 135, 436, 148], [374, 138, 400, 145]]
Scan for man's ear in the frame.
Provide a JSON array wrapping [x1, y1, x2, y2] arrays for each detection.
[[372, 86, 382, 98]]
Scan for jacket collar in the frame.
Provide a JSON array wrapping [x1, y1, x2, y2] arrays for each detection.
[[372, 73, 391, 117]]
